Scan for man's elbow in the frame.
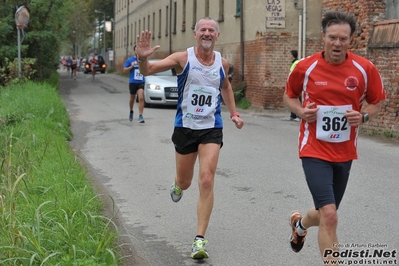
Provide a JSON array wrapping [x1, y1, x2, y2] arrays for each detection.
[[283, 93, 289, 104]]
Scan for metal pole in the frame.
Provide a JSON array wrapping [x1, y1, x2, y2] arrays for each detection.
[[103, 13, 106, 57], [240, 0, 244, 82], [17, 28, 21, 78], [126, 2, 129, 59], [169, 0, 172, 55], [302, 0, 307, 58]]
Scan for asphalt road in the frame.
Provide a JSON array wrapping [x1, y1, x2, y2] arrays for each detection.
[[59, 70, 399, 266]]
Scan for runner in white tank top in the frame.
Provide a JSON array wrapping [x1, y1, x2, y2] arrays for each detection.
[[135, 17, 244, 260]]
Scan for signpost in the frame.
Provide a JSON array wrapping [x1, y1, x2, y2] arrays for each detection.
[[265, 0, 285, 28], [15, 6, 30, 78]]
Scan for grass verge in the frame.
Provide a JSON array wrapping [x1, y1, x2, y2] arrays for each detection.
[[0, 77, 122, 265]]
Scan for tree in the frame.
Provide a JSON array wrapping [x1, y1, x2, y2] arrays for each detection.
[[86, 0, 114, 54], [0, 0, 101, 83]]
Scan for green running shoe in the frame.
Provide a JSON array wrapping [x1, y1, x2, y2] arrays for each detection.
[[191, 238, 209, 259], [170, 182, 183, 202]]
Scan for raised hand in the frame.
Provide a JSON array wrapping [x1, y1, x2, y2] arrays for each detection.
[[135, 30, 161, 59]]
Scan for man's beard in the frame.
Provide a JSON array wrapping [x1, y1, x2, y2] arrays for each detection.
[[200, 39, 212, 49]]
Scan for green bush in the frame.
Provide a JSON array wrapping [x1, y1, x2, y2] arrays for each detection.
[[233, 82, 251, 109], [233, 81, 247, 103], [0, 58, 37, 86]]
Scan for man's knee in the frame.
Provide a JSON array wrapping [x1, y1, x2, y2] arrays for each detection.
[[198, 172, 215, 190], [319, 204, 338, 228], [177, 179, 192, 190]]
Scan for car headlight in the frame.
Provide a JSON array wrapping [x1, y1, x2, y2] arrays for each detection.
[[147, 84, 161, 90]]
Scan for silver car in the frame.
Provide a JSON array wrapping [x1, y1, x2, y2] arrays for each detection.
[[144, 60, 178, 107]]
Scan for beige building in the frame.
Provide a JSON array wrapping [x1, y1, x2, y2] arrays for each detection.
[[113, 0, 399, 137], [113, 0, 321, 70]]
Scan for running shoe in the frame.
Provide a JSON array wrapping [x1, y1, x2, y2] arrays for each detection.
[[170, 182, 183, 202], [138, 115, 145, 123], [191, 238, 209, 259], [289, 210, 307, 252], [129, 111, 133, 122]]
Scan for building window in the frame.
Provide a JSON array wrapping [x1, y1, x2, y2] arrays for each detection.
[[165, 5, 169, 36], [192, 0, 197, 30], [218, 0, 224, 22], [132, 22, 135, 46], [385, 0, 399, 19], [173, 1, 177, 34], [235, 0, 241, 17], [137, 21, 140, 45], [158, 9, 162, 38], [152, 12, 155, 40], [124, 27, 127, 49], [182, 0, 186, 32]]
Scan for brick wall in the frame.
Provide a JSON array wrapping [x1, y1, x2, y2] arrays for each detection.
[[219, 33, 322, 110], [369, 49, 399, 134], [224, 0, 397, 136]]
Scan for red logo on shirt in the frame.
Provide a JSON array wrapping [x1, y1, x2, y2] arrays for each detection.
[[344, 76, 359, 91]]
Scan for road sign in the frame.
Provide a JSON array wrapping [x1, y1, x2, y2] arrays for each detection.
[[108, 50, 114, 61], [265, 0, 285, 28]]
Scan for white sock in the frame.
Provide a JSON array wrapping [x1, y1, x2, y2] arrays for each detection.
[[295, 219, 307, 235]]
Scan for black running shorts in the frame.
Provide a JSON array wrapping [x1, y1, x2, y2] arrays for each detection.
[[301, 157, 353, 210], [129, 83, 144, 95], [171, 127, 223, 155]]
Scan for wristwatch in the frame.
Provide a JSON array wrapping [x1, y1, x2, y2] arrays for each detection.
[[361, 112, 369, 123]]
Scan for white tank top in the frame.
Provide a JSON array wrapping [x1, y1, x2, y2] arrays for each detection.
[[174, 47, 225, 129]]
